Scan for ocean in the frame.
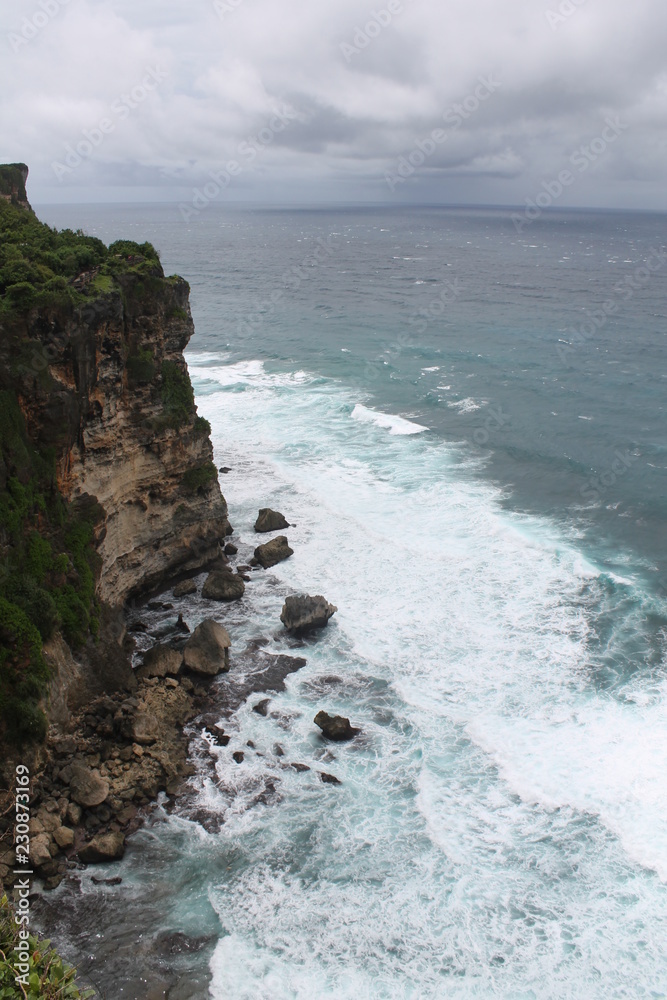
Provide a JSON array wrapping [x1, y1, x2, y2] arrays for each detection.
[[36, 203, 667, 999]]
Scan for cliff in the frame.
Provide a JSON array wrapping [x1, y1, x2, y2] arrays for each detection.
[[0, 165, 230, 741], [0, 162, 31, 210], [12, 265, 229, 605]]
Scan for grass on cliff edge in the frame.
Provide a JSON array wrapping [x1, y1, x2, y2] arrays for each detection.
[[0, 895, 95, 999]]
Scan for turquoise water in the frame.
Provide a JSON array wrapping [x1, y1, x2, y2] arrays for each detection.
[[38, 204, 667, 998]]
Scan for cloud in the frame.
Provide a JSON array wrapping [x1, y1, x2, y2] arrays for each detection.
[[1, 0, 666, 208]]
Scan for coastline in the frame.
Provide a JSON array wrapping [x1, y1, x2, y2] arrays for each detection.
[[4, 187, 666, 999], [0, 173, 324, 996], [15, 501, 329, 998]]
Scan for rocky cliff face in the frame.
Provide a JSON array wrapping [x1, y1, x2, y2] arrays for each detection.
[[6, 265, 230, 606], [0, 162, 30, 209], [0, 169, 230, 729]]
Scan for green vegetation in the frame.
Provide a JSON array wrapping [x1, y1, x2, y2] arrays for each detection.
[[181, 461, 218, 494], [0, 199, 107, 315], [90, 273, 113, 295], [167, 305, 188, 321], [0, 393, 101, 745], [160, 361, 195, 429], [108, 239, 160, 264], [0, 196, 164, 319], [0, 895, 95, 998], [194, 415, 211, 436], [126, 347, 155, 385]]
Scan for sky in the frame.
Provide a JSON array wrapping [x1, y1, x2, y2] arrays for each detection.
[[1, 0, 666, 209]]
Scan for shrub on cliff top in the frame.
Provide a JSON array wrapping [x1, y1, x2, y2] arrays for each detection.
[[0, 894, 95, 998], [108, 239, 160, 263], [0, 199, 165, 318]]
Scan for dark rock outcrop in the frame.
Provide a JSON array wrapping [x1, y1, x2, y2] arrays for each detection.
[[0, 162, 31, 209], [127, 711, 159, 745], [280, 595, 337, 633], [314, 711, 360, 741], [78, 832, 126, 864], [183, 620, 231, 676], [136, 644, 183, 680], [319, 772, 342, 785], [254, 535, 294, 569], [202, 570, 245, 602], [68, 765, 110, 807], [254, 508, 290, 533], [173, 579, 197, 598]]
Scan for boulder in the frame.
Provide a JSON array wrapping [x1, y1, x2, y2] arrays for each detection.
[[280, 595, 337, 633], [224, 542, 238, 556], [66, 802, 82, 826], [202, 570, 245, 602], [314, 711, 359, 741], [254, 508, 289, 533], [53, 826, 75, 849], [254, 535, 294, 569], [173, 579, 197, 598], [183, 620, 231, 676], [136, 644, 183, 680], [320, 771, 342, 785], [78, 832, 126, 865], [130, 712, 159, 746], [69, 766, 110, 808], [30, 834, 53, 868]]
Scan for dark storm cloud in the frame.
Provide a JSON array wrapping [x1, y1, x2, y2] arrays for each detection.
[[1, 0, 665, 208]]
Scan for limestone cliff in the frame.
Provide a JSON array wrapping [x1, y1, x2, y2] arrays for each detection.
[[0, 165, 230, 736], [20, 270, 229, 604]]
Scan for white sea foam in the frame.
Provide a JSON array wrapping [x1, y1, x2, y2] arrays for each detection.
[[351, 403, 428, 435], [188, 357, 314, 390], [447, 397, 485, 413], [187, 357, 667, 998], [466, 689, 667, 881]]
